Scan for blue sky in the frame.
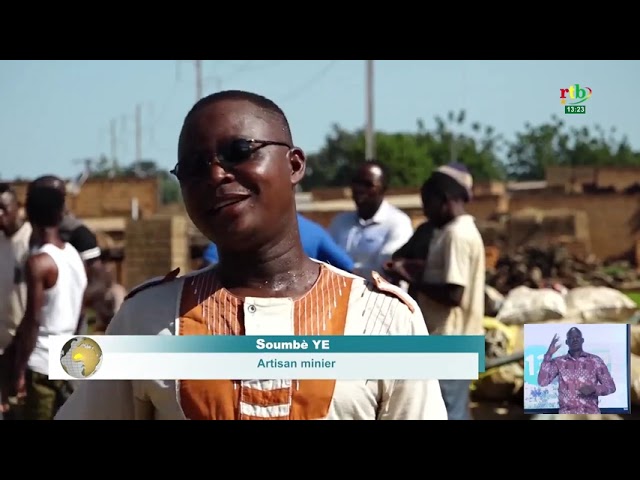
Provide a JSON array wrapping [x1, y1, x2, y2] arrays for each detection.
[[0, 60, 638, 180]]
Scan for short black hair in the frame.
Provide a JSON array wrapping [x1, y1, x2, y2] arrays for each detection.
[[567, 327, 583, 337], [185, 90, 292, 141], [25, 185, 65, 227], [0, 183, 17, 201], [30, 175, 66, 194], [361, 159, 390, 190]]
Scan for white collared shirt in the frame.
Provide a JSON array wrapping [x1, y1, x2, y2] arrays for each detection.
[[328, 200, 414, 281]]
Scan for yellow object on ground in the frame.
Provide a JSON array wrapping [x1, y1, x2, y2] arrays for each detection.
[[471, 317, 524, 401]]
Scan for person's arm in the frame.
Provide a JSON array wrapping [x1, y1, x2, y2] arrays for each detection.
[[68, 225, 105, 333], [69, 225, 105, 304], [386, 223, 436, 283], [594, 358, 616, 396], [69, 225, 102, 268], [414, 232, 467, 308], [380, 215, 414, 264], [374, 282, 447, 420], [392, 221, 433, 261], [391, 235, 417, 261], [537, 356, 560, 387], [7, 254, 56, 386], [317, 234, 354, 272]]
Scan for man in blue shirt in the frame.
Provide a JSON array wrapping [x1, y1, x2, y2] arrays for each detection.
[[202, 213, 354, 273]]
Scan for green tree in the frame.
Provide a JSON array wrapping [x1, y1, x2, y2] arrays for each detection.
[[302, 109, 505, 189], [505, 116, 640, 180]]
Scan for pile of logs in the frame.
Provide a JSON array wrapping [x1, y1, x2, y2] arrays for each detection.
[[486, 245, 640, 294]]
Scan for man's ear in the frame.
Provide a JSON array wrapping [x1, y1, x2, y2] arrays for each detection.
[[288, 147, 306, 186]]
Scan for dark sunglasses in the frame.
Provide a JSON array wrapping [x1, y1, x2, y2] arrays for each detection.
[[170, 138, 291, 180]]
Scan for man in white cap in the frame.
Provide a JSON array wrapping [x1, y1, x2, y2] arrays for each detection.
[[385, 163, 484, 420]]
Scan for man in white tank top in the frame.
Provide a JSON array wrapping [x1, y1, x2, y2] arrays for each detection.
[[29, 176, 106, 336], [0, 180, 87, 420]]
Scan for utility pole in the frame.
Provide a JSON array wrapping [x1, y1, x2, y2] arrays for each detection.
[[110, 119, 117, 164], [135, 104, 142, 162], [110, 118, 118, 175], [195, 60, 203, 101], [120, 115, 128, 159], [365, 60, 375, 160]]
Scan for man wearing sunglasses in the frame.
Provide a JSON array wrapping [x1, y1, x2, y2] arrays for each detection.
[[56, 89, 447, 421], [328, 161, 414, 284]]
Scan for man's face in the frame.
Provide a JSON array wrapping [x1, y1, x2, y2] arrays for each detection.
[[350, 165, 385, 211], [0, 192, 18, 234], [566, 329, 584, 350], [177, 99, 306, 251], [422, 190, 445, 225]]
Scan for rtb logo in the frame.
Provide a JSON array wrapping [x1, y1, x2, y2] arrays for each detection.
[[560, 84, 593, 105]]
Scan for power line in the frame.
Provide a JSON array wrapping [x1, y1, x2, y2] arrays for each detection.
[[149, 79, 179, 140], [223, 60, 285, 80], [177, 60, 205, 101], [280, 61, 340, 103]]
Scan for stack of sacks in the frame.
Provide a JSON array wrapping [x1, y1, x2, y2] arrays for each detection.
[[496, 286, 567, 325], [495, 285, 638, 326], [564, 287, 639, 323]]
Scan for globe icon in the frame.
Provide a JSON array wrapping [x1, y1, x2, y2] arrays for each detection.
[[60, 336, 103, 379]]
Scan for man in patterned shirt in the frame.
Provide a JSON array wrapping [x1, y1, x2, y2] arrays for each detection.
[[537, 327, 616, 414]]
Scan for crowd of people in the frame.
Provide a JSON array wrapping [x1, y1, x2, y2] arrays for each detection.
[[1, 89, 486, 420], [0, 177, 125, 420]]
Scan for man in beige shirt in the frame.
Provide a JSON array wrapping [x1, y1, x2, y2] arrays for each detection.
[[55, 90, 447, 421], [0, 184, 32, 419], [386, 163, 485, 420]]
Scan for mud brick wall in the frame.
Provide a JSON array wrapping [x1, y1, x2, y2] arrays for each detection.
[[300, 192, 640, 263], [124, 216, 190, 290], [545, 166, 596, 188], [506, 209, 590, 254], [546, 166, 640, 192], [509, 193, 640, 262], [596, 167, 640, 191], [8, 178, 160, 219]]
